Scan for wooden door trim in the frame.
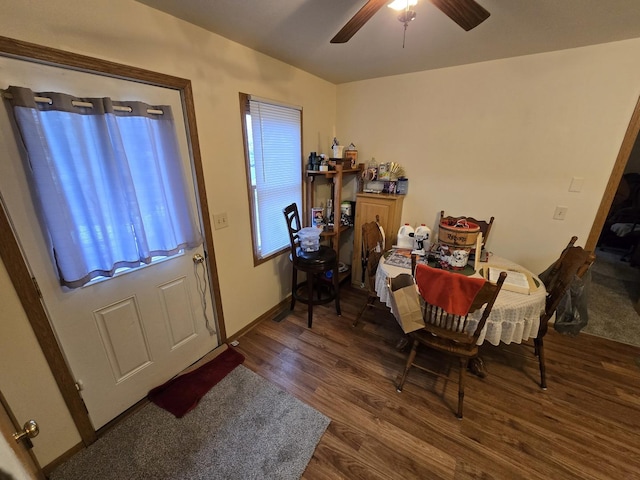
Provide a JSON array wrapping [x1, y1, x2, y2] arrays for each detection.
[[587, 94, 640, 250], [0, 35, 225, 446]]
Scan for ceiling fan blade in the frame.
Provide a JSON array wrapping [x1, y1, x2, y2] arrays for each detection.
[[331, 0, 389, 44], [429, 0, 490, 31]]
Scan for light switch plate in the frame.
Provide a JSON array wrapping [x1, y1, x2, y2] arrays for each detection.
[[213, 212, 229, 229]]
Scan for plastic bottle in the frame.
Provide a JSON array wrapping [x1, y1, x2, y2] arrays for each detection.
[[414, 224, 432, 252], [326, 198, 333, 225], [396, 223, 415, 249]]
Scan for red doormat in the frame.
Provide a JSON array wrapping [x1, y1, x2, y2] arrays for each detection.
[[148, 347, 245, 418]]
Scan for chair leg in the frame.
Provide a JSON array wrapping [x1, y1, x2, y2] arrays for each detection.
[[535, 337, 547, 390], [290, 267, 297, 311], [457, 358, 469, 419], [305, 272, 315, 328], [352, 293, 374, 327], [333, 263, 341, 317], [396, 339, 418, 392]]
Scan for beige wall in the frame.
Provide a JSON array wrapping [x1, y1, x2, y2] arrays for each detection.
[[0, 0, 336, 466], [3, 0, 640, 469], [337, 38, 640, 273]]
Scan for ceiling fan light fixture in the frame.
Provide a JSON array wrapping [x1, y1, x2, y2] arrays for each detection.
[[397, 10, 417, 23], [387, 0, 418, 11]]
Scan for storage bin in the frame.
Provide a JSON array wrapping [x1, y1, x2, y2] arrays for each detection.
[[298, 227, 321, 252]]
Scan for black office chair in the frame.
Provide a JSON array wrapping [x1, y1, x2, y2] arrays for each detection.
[[283, 203, 341, 328]]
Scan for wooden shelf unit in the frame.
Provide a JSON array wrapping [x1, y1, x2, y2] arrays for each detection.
[[305, 162, 363, 284]]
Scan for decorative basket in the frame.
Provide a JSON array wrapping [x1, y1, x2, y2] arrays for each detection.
[[438, 219, 480, 247]]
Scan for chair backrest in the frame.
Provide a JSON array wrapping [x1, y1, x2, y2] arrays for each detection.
[[360, 219, 384, 289], [440, 210, 495, 246], [283, 202, 302, 259], [418, 266, 506, 347], [540, 236, 596, 327]]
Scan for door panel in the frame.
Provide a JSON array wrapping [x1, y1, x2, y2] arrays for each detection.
[[95, 297, 152, 381], [0, 56, 220, 430], [159, 276, 198, 348]]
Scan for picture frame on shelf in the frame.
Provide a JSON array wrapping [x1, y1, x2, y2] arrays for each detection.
[[345, 150, 358, 169]]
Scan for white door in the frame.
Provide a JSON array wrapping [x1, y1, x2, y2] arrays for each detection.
[[0, 58, 220, 429]]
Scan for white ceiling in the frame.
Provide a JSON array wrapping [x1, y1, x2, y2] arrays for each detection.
[[136, 0, 640, 84]]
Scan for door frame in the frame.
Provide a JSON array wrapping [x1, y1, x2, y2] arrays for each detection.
[[0, 35, 226, 446], [587, 94, 640, 250]]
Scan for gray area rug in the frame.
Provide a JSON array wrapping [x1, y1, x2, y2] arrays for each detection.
[[50, 366, 329, 480], [583, 248, 640, 347]]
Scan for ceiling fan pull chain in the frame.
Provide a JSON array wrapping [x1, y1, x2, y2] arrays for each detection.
[[402, 23, 407, 48]]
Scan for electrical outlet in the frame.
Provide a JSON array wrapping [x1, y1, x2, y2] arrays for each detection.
[[553, 206, 568, 220], [213, 212, 229, 230]]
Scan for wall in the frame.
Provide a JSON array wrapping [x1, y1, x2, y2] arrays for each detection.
[[0, 0, 337, 466], [3, 0, 640, 467], [337, 38, 640, 273]]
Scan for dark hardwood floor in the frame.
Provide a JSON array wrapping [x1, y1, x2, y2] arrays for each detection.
[[234, 285, 640, 480]]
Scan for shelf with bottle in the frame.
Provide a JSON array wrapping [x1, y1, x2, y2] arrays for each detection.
[[317, 262, 351, 286], [306, 163, 362, 176], [305, 162, 363, 283]]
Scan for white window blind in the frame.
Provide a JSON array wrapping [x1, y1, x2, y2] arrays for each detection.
[[248, 97, 302, 259]]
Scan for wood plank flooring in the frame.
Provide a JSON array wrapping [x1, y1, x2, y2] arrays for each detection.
[[234, 286, 640, 480]]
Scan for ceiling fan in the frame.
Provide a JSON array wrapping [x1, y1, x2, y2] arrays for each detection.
[[330, 0, 490, 44]]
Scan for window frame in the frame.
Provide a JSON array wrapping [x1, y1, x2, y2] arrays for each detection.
[[239, 92, 304, 266]]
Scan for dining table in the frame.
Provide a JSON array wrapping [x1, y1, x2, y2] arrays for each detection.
[[375, 249, 547, 347]]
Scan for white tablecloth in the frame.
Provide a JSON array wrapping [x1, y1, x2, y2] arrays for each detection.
[[375, 254, 546, 346]]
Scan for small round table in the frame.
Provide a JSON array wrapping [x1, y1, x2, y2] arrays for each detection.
[[375, 252, 546, 346]]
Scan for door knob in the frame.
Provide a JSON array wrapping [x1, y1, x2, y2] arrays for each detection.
[[192, 253, 205, 264], [13, 419, 39, 443]]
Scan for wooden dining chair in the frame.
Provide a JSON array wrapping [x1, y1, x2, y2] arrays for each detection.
[[352, 217, 384, 327], [396, 264, 506, 419], [534, 236, 596, 389], [283, 203, 340, 328], [440, 210, 495, 249]]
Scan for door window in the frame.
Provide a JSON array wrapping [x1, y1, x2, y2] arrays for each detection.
[[5, 86, 202, 288]]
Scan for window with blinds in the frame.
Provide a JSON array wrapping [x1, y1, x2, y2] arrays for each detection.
[[240, 93, 303, 264]]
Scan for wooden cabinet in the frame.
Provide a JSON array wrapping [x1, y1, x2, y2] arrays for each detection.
[[305, 162, 363, 284], [352, 193, 405, 287]]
